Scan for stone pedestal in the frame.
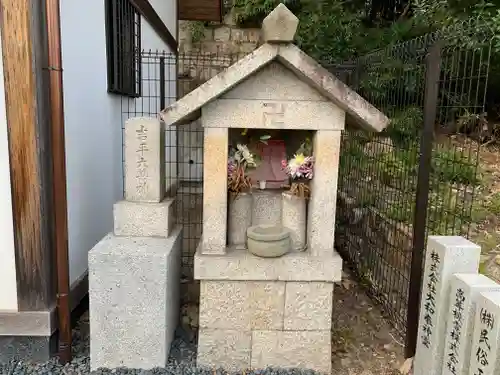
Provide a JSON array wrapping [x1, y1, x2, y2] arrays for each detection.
[[89, 229, 182, 370], [282, 191, 306, 251], [89, 117, 183, 371], [228, 192, 252, 249], [194, 247, 341, 373]]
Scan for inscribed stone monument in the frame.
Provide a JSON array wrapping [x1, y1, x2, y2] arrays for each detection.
[[89, 117, 182, 370], [413, 236, 481, 375], [442, 274, 500, 375], [124, 117, 165, 203], [468, 291, 500, 375]]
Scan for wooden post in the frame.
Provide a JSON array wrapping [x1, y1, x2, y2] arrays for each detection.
[[0, 0, 56, 311]]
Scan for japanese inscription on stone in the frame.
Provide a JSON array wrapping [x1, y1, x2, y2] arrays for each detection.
[[473, 308, 494, 375], [136, 124, 149, 196], [262, 102, 285, 127], [124, 117, 164, 203], [421, 250, 440, 349], [446, 288, 465, 374]]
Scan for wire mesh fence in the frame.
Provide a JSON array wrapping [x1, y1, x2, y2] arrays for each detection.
[[334, 19, 493, 352]]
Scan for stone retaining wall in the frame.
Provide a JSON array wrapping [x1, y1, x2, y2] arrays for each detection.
[[178, 16, 261, 96]]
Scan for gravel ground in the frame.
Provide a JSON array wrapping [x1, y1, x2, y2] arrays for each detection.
[[0, 270, 405, 375], [0, 314, 321, 375]]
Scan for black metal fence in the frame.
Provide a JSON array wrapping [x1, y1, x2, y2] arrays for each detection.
[[334, 19, 493, 355]]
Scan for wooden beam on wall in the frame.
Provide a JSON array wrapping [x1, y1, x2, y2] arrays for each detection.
[[179, 0, 223, 22], [0, 0, 56, 311]]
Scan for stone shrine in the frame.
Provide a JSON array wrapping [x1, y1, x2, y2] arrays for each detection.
[[88, 118, 182, 370], [161, 4, 388, 373]]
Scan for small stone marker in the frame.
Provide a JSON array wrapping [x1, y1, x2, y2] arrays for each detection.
[[261, 3, 299, 43], [442, 274, 500, 375], [414, 236, 481, 375], [468, 291, 500, 375], [124, 117, 165, 203]]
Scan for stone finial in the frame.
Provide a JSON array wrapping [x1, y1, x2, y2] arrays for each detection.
[[262, 4, 299, 43]]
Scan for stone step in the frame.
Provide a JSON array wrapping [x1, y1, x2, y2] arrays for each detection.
[[113, 198, 174, 238], [88, 226, 182, 370]]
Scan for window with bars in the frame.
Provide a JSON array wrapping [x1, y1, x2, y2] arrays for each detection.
[[105, 0, 141, 97]]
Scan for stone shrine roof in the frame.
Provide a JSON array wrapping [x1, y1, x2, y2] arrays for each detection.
[[160, 4, 389, 132]]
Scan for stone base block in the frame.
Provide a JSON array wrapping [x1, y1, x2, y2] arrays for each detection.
[[197, 328, 331, 373], [197, 328, 251, 371], [199, 281, 285, 330], [195, 247, 342, 282], [88, 226, 182, 370], [113, 198, 174, 237], [251, 330, 331, 374], [284, 282, 333, 330]]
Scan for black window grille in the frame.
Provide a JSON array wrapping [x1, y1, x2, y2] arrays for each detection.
[[105, 0, 141, 97]]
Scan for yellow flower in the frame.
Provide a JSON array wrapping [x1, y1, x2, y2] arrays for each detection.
[[293, 153, 306, 165]]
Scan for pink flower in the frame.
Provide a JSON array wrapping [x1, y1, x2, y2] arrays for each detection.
[[227, 159, 236, 177]]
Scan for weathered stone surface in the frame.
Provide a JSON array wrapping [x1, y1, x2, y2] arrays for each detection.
[[194, 246, 342, 282], [202, 127, 228, 254], [88, 227, 182, 370], [199, 281, 285, 330], [161, 44, 278, 126], [308, 130, 341, 256], [278, 44, 389, 132], [442, 274, 500, 375], [469, 291, 500, 375], [245, 29, 261, 43], [228, 192, 252, 249], [251, 330, 331, 373], [124, 117, 165, 203], [214, 27, 231, 42], [222, 62, 326, 102], [284, 282, 333, 330], [162, 42, 389, 132], [240, 42, 258, 54], [247, 225, 291, 258], [197, 328, 251, 371], [414, 236, 481, 375], [202, 98, 344, 130], [261, 4, 299, 43], [282, 191, 307, 251], [252, 190, 283, 226], [113, 199, 174, 238]]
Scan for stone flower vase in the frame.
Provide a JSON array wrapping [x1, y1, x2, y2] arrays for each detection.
[[228, 191, 252, 249], [282, 191, 307, 251]]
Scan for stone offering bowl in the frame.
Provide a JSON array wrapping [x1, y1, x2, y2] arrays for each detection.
[[247, 225, 291, 258]]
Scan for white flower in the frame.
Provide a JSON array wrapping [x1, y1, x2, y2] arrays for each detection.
[[234, 144, 256, 168]]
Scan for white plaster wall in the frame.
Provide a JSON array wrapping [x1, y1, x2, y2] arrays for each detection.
[[0, 27, 18, 311], [61, 0, 177, 284]]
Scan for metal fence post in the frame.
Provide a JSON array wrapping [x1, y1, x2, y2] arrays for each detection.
[[405, 42, 442, 358], [159, 56, 166, 110]]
